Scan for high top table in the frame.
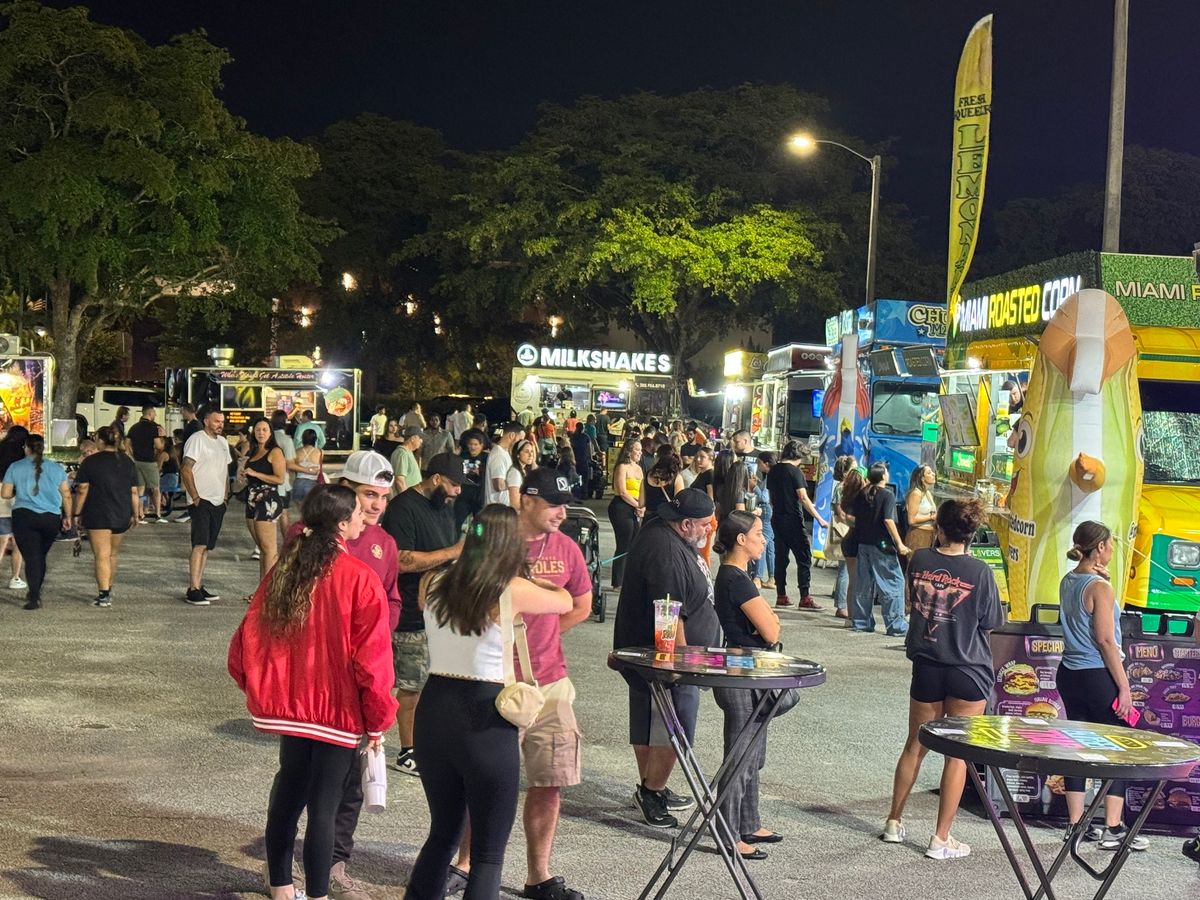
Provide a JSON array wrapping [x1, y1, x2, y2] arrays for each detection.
[[920, 715, 1200, 900], [609, 646, 826, 900]]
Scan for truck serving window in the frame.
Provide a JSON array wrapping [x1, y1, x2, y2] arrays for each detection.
[[1140, 379, 1200, 484], [871, 382, 938, 437], [787, 389, 820, 438]]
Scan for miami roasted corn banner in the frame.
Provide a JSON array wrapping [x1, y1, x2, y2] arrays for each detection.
[[1005, 290, 1143, 620]]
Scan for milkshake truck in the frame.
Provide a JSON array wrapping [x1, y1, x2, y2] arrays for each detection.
[[810, 299, 946, 558], [930, 251, 1200, 833], [508, 342, 675, 423]]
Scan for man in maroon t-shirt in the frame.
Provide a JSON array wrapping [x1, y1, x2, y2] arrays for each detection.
[[280, 450, 398, 900], [450, 467, 593, 900]]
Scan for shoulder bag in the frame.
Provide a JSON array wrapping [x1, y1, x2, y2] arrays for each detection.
[[751, 641, 802, 718], [495, 587, 546, 728]]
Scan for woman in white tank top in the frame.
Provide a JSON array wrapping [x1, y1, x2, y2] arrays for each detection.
[[407, 504, 571, 900]]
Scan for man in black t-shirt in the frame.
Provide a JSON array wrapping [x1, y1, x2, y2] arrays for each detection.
[[766, 446, 828, 610], [126, 405, 165, 524], [613, 488, 720, 829], [380, 452, 465, 776]]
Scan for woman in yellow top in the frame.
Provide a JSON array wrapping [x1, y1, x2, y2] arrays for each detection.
[[607, 438, 644, 589]]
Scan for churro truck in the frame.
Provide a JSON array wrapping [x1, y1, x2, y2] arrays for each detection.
[[810, 299, 946, 557], [931, 251, 1200, 833]]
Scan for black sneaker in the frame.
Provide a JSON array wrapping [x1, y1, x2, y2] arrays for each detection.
[[22, 597, 41, 610], [201, 587, 220, 601], [174, 512, 191, 523], [92, 593, 112, 608], [390, 748, 419, 776], [633, 784, 678, 829], [184, 588, 210, 606], [1063, 823, 1104, 843], [1183, 837, 1200, 864], [662, 787, 695, 812], [521, 875, 585, 900]]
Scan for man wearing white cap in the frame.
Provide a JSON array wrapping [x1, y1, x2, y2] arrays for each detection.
[[277, 449, 400, 900]]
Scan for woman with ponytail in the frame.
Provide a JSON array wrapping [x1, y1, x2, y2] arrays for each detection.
[[73, 426, 139, 607], [229, 484, 399, 900], [1056, 520, 1149, 852], [1, 434, 69, 610], [711, 511, 783, 861]]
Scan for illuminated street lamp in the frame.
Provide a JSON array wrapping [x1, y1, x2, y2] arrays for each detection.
[[433, 312, 443, 336], [299, 306, 313, 328], [341, 272, 357, 291], [548, 314, 564, 338], [404, 293, 418, 316], [788, 131, 881, 306]]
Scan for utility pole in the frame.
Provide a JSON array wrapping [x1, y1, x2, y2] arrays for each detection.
[[865, 154, 881, 306], [1102, 0, 1129, 252]]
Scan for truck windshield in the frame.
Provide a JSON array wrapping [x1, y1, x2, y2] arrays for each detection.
[[871, 382, 938, 437], [1140, 379, 1200, 484]]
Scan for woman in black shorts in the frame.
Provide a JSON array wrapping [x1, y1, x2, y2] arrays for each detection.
[[243, 418, 287, 582], [882, 497, 1002, 860], [72, 426, 140, 607]]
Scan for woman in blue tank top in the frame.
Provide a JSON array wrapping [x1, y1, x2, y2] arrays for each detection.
[[1056, 521, 1148, 852]]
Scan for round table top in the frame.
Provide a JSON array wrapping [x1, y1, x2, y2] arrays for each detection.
[[609, 646, 826, 690], [919, 715, 1200, 781]]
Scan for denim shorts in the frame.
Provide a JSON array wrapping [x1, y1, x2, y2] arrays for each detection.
[[0, 517, 12, 537]]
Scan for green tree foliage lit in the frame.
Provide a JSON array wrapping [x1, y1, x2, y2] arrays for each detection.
[[0, 2, 331, 416]]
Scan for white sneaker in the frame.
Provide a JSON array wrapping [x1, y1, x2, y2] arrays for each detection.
[[9, 576, 26, 590], [926, 834, 971, 860], [880, 818, 905, 843]]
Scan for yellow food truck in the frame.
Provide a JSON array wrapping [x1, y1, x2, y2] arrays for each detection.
[[933, 250, 1200, 614]]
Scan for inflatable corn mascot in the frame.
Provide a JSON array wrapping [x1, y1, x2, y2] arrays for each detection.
[[1006, 289, 1142, 621]]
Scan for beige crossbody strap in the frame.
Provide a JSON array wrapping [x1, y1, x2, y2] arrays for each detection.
[[499, 586, 537, 688]]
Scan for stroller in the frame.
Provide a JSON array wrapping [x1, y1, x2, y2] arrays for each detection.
[[558, 505, 607, 622], [587, 449, 608, 500]]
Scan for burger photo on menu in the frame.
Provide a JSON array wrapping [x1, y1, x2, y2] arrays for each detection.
[[997, 661, 1040, 696]]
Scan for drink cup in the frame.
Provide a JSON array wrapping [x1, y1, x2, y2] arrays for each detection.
[[654, 597, 682, 653]]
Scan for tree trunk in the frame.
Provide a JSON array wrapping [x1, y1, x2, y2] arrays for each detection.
[[48, 275, 83, 422]]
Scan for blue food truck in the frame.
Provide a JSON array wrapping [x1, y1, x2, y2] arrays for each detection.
[[812, 299, 946, 556]]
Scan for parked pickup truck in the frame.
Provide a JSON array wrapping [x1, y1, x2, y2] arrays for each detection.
[[76, 383, 166, 436]]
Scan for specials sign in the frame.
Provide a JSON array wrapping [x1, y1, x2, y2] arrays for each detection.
[[515, 343, 673, 374]]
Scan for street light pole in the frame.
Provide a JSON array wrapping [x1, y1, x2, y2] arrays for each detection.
[[788, 134, 882, 306], [865, 154, 881, 307], [1102, 0, 1129, 252]]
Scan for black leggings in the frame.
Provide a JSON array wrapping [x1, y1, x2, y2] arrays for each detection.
[[772, 515, 812, 597], [12, 509, 61, 602], [607, 498, 640, 588], [332, 739, 366, 865], [265, 735, 356, 897], [406, 675, 519, 900], [1056, 665, 1127, 796]]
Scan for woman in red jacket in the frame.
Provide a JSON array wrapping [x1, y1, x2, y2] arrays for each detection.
[[229, 484, 397, 900]]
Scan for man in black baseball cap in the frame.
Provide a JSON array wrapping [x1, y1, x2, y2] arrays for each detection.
[[613, 488, 721, 829], [380, 450, 465, 779]]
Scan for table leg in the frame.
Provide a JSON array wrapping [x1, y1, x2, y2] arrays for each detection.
[[973, 766, 1163, 900], [656, 688, 782, 900], [636, 682, 775, 900], [1080, 780, 1166, 900], [966, 763, 1050, 900]]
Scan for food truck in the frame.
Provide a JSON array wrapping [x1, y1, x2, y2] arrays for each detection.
[[166, 350, 362, 454], [929, 252, 1200, 834], [720, 349, 769, 438], [508, 342, 675, 423], [0, 355, 56, 445], [932, 251, 1200, 615], [755, 342, 832, 459], [810, 299, 946, 557]]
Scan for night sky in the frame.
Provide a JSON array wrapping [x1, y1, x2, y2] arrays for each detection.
[[50, 2, 1200, 236]]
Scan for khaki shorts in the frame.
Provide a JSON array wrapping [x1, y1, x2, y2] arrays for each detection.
[[134, 461, 160, 489], [392, 630, 430, 692], [521, 677, 583, 787]]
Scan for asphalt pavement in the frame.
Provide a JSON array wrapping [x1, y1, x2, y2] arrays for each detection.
[[0, 501, 1195, 899]]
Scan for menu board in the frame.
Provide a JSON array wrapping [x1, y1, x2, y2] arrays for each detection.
[[987, 629, 1200, 832], [939, 393, 979, 447], [1124, 640, 1200, 826], [609, 646, 824, 687]]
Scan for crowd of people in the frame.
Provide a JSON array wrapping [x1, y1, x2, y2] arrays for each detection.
[[7, 396, 1199, 897]]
